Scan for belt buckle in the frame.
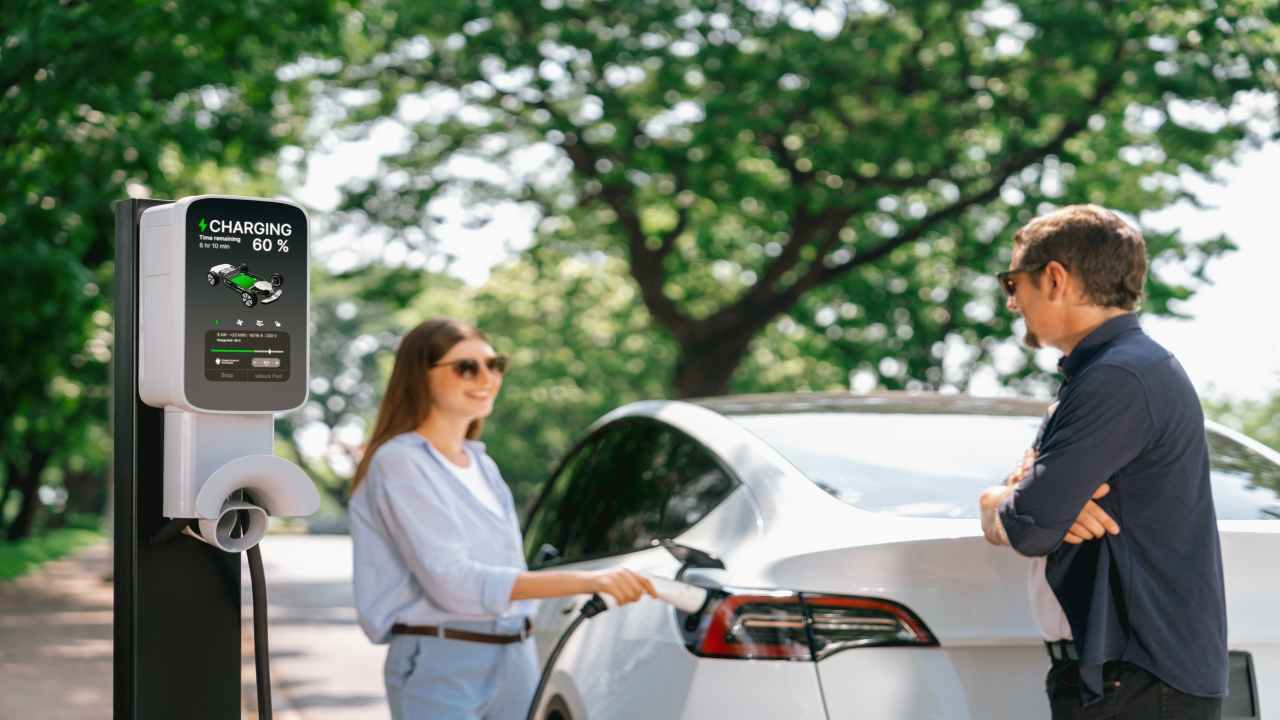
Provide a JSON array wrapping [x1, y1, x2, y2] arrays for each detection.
[[436, 624, 445, 640]]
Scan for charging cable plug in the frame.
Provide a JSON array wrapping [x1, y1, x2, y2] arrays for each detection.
[[580, 594, 610, 618]]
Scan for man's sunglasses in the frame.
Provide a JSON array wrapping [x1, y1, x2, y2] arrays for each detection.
[[997, 262, 1049, 297], [430, 354, 509, 379]]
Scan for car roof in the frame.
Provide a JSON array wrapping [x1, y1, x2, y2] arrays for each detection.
[[688, 390, 1049, 417]]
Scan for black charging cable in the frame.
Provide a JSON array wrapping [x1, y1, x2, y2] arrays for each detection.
[[233, 500, 273, 720], [246, 543, 272, 720], [525, 594, 610, 720]]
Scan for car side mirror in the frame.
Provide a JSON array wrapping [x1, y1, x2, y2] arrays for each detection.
[[533, 543, 561, 568]]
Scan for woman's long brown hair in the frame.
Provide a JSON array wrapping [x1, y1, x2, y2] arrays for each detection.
[[350, 317, 488, 493]]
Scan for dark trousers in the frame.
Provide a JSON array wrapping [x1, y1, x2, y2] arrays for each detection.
[[1047, 660, 1222, 720]]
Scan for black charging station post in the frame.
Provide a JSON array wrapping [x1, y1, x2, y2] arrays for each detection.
[[113, 198, 242, 719]]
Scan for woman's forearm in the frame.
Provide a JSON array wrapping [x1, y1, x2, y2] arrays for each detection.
[[509, 570, 596, 601]]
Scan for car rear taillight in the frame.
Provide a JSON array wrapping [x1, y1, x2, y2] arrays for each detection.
[[697, 592, 812, 660], [802, 594, 936, 659], [687, 588, 936, 661]]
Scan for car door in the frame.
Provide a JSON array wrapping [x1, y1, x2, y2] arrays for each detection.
[[524, 417, 741, 720], [523, 430, 604, 675]]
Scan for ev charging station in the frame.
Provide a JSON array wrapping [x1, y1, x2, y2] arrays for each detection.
[[113, 195, 319, 718]]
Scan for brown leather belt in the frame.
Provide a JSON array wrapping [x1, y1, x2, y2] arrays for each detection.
[[391, 619, 532, 645]]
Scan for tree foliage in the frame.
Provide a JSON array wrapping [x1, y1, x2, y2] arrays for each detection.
[[1205, 389, 1280, 453], [278, 264, 467, 513], [473, 248, 678, 505], [282, 252, 673, 512], [8, 1, 1280, 532], [328, 0, 1277, 398], [0, 0, 340, 538]]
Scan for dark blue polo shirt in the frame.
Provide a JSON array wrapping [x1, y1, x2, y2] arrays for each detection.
[[998, 313, 1227, 705]]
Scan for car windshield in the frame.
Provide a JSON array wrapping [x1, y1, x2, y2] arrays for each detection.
[[731, 412, 1280, 520]]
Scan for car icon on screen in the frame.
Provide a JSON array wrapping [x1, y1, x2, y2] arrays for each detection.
[[207, 263, 283, 308]]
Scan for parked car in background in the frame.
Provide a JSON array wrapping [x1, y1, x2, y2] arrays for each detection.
[[523, 392, 1278, 720]]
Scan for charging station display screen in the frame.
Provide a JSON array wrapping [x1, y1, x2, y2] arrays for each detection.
[[184, 197, 308, 412]]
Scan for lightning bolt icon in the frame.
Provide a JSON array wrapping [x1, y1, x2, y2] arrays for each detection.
[[199, 218, 207, 232]]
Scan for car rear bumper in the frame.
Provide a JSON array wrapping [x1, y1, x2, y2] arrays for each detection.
[[542, 652, 828, 720], [816, 645, 1050, 719]]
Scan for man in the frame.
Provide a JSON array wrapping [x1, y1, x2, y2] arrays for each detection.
[[978, 205, 1227, 719]]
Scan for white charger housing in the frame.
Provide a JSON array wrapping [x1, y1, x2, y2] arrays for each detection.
[[138, 195, 319, 551]]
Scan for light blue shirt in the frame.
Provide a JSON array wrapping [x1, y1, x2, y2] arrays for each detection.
[[350, 432, 538, 644]]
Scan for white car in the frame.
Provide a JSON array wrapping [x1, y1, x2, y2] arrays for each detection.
[[523, 392, 1277, 720]]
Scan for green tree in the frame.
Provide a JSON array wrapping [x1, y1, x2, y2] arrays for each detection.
[[284, 251, 671, 512], [1205, 389, 1280, 453], [0, 251, 111, 539], [276, 264, 467, 511], [327, 0, 1274, 398], [473, 247, 677, 506], [0, 1, 340, 538]]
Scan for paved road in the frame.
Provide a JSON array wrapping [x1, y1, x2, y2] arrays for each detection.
[[0, 535, 386, 720], [0, 543, 114, 720], [252, 534, 386, 719]]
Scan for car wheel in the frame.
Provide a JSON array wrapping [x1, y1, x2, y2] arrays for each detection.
[[270, 273, 283, 288], [241, 293, 256, 308], [207, 273, 218, 286]]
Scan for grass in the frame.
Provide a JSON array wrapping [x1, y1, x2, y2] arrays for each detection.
[[0, 524, 104, 582]]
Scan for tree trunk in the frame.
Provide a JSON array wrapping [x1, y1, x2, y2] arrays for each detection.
[[64, 470, 107, 516], [0, 462, 15, 537], [671, 331, 756, 399], [6, 450, 50, 541]]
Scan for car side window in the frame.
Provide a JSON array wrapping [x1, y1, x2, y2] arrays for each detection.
[[524, 418, 737, 566], [649, 433, 738, 541], [522, 434, 598, 567]]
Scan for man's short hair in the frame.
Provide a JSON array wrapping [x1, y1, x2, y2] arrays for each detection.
[[1012, 204, 1147, 310]]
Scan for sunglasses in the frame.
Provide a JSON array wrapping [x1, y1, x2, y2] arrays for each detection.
[[430, 354, 509, 379], [996, 262, 1049, 297]]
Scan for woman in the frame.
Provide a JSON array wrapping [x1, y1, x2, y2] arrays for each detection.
[[349, 318, 655, 720]]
